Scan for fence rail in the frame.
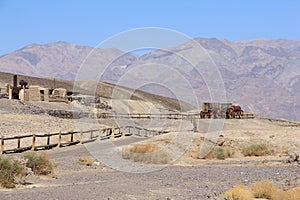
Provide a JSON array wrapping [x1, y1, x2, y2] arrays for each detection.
[[0, 112, 256, 154], [0, 126, 168, 154], [94, 112, 255, 119]]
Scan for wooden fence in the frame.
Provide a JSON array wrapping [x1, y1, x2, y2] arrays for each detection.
[[0, 126, 168, 154], [0, 112, 256, 154], [94, 112, 255, 119]]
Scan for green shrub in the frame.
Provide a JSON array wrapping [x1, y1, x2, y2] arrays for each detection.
[[242, 143, 271, 156], [214, 147, 226, 160], [23, 152, 54, 175], [0, 156, 26, 188]]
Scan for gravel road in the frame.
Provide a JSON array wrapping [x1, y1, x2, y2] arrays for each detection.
[[1, 145, 299, 200]]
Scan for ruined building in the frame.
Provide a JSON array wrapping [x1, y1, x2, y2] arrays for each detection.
[[5, 75, 70, 103]]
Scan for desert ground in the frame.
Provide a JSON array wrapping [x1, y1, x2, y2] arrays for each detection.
[[0, 99, 299, 199]]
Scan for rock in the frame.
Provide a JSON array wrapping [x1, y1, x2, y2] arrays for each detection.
[[285, 151, 300, 164]]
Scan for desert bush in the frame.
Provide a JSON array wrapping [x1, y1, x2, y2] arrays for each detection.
[[78, 157, 94, 166], [204, 146, 234, 160], [23, 152, 53, 175], [0, 156, 26, 188], [122, 144, 170, 164], [126, 144, 158, 153], [224, 184, 254, 200], [251, 179, 277, 199], [190, 146, 200, 159], [242, 143, 272, 156]]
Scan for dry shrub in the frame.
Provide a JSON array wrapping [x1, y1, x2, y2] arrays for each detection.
[[122, 144, 170, 164], [127, 144, 158, 153], [288, 187, 300, 200], [242, 143, 272, 156], [204, 146, 234, 160], [251, 180, 277, 199], [0, 156, 27, 188], [23, 152, 54, 175], [154, 138, 171, 144], [78, 157, 94, 166], [190, 146, 200, 159], [224, 184, 254, 200], [271, 189, 291, 200]]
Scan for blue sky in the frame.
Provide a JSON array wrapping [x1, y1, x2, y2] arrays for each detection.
[[0, 0, 299, 56]]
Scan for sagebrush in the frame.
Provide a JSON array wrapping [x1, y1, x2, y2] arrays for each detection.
[[204, 146, 234, 160], [242, 143, 272, 156], [0, 156, 27, 188], [122, 144, 170, 164], [23, 152, 54, 175]]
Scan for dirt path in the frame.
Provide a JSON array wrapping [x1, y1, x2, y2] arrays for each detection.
[[1, 145, 299, 200]]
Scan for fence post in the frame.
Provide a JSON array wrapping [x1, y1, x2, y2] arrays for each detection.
[[0, 135, 4, 154], [90, 130, 93, 140], [79, 130, 83, 144], [70, 130, 74, 143], [17, 138, 21, 149], [58, 131, 61, 148], [121, 127, 125, 137], [47, 134, 50, 146], [110, 128, 115, 140], [32, 134, 36, 151]]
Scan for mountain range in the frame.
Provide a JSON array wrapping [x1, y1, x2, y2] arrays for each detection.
[[0, 38, 299, 121]]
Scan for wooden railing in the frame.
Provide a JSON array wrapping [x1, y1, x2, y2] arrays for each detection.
[[0, 126, 168, 154], [46, 109, 255, 120]]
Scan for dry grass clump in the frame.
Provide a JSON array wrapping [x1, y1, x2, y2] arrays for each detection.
[[0, 156, 27, 188], [190, 146, 201, 159], [251, 180, 277, 199], [204, 146, 234, 160], [122, 144, 170, 164], [242, 143, 272, 156], [225, 180, 300, 200], [78, 157, 94, 166], [126, 144, 158, 153], [153, 138, 171, 144], [224, 184, 254, 200], [23, 152, 54, 175]]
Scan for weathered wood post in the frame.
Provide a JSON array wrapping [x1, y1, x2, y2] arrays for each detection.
[[58, 131, 62, 148], [70, 130, 74, 143], [90, 130, 93, 140], [31, 134, 36, 151], [0, 135, 4, 154], [47, 134, 50, 146], [17, 137, 21, 149], [79, 130, 83, 144], [110, 128, 115, 140], [121, 127, 125, 137]]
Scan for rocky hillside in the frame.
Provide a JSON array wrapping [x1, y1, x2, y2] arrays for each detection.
[[0, 72, 194, 113], [0, 39, 299, 120]]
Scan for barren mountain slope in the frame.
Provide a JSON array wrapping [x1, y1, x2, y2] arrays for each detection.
[[0, 39, 299, 120]]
